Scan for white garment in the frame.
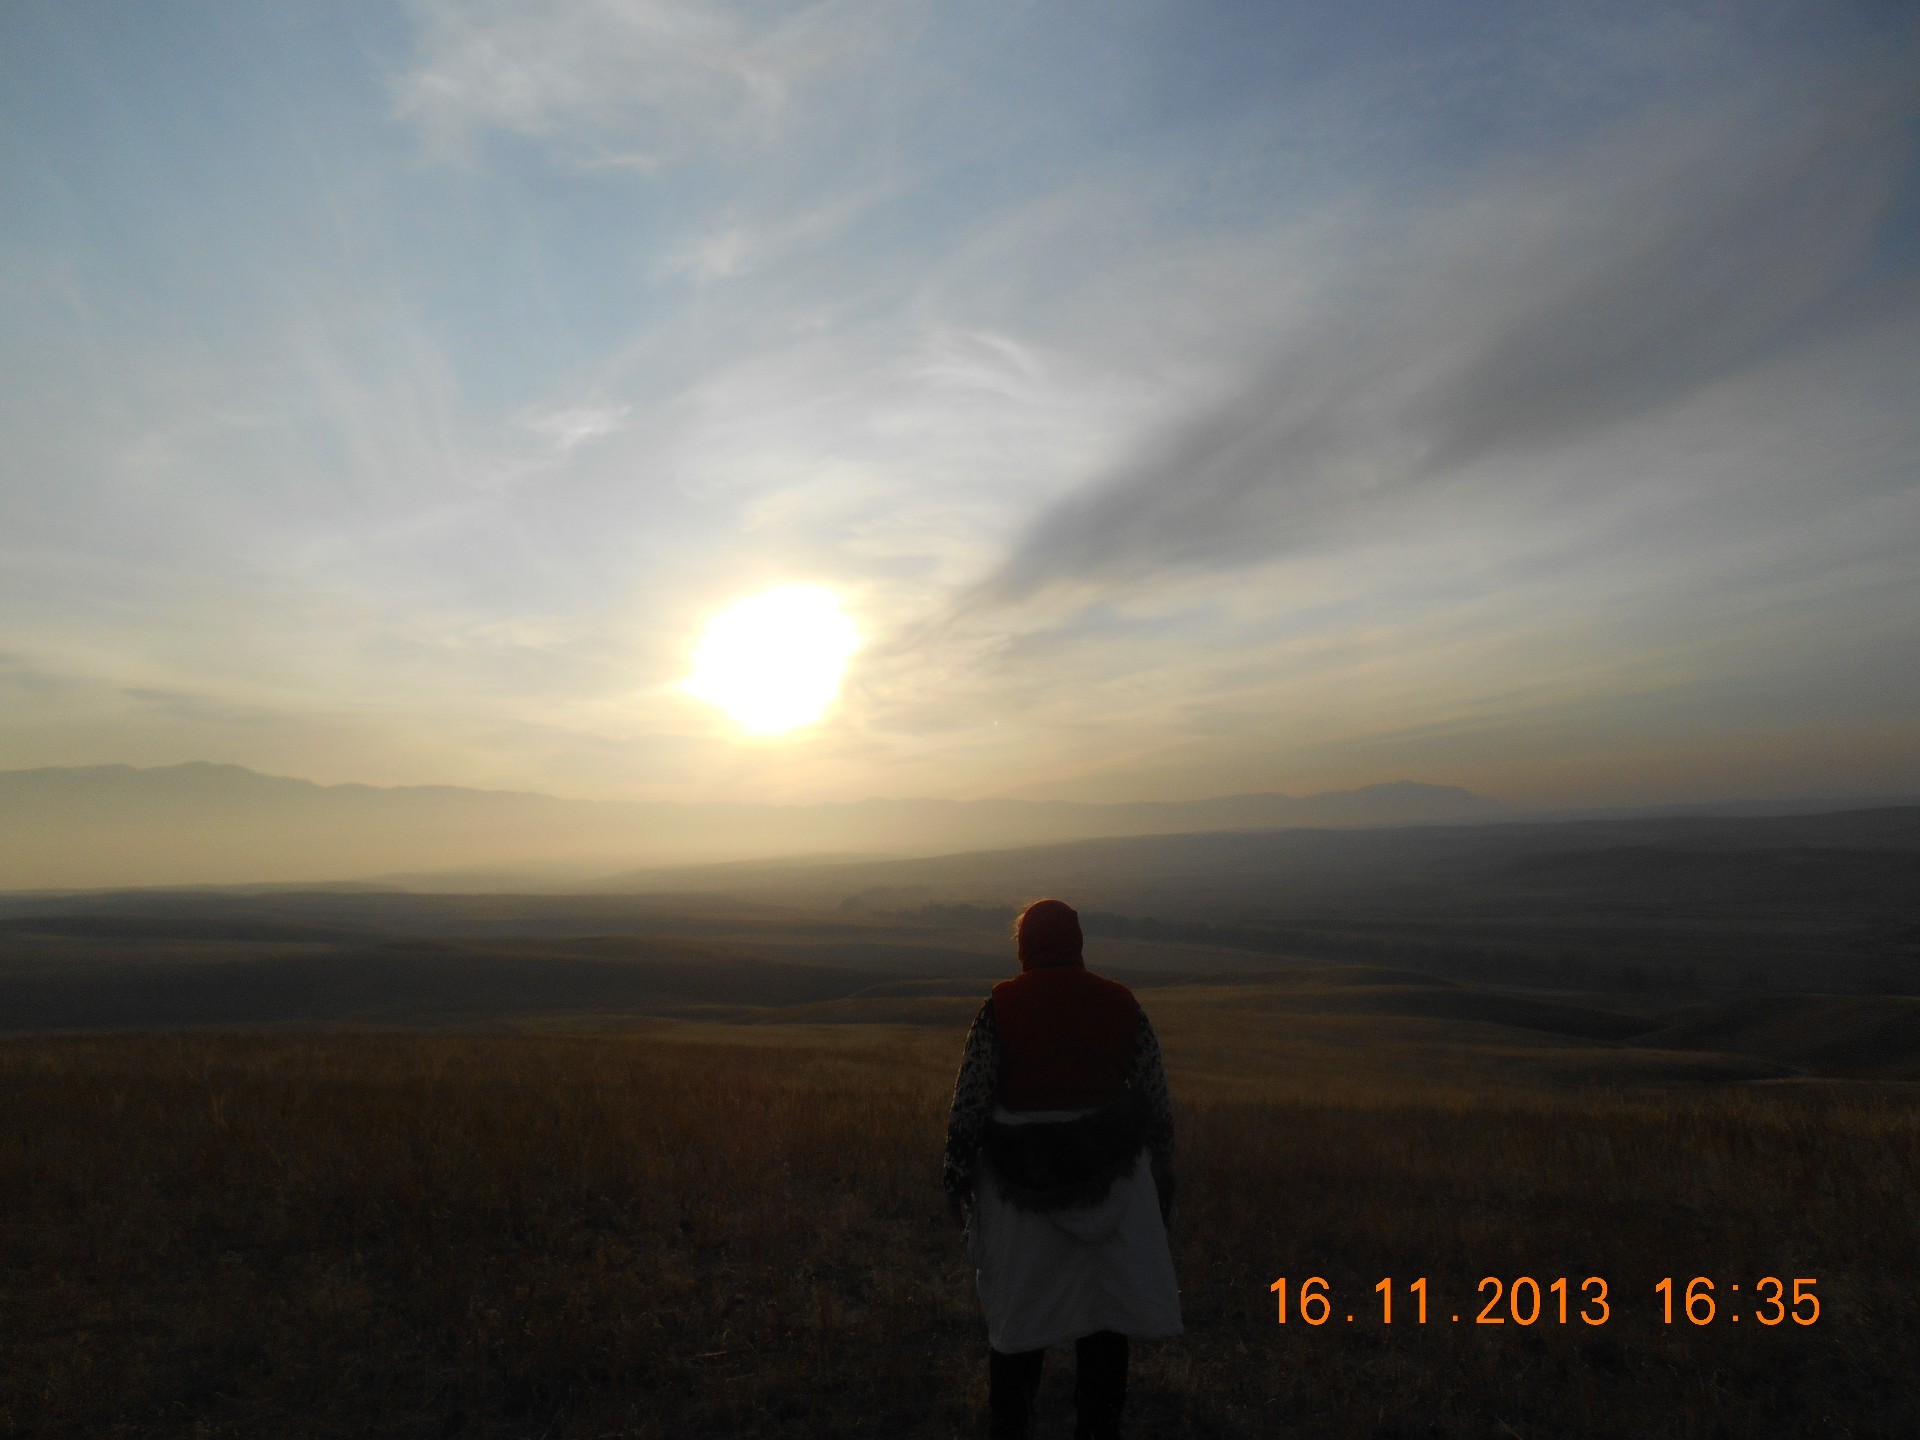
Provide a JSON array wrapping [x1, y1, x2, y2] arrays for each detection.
[[966, 1104, 1184, 1353]]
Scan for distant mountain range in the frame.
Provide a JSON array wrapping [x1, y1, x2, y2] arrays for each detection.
[[0, 762, 1517, 891]]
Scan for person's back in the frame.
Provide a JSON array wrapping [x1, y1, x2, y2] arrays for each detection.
[[991, 963, 1139, 1112], [944, 898, 1182, 1440]]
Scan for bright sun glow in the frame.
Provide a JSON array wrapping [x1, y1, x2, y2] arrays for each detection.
[[680, 585, 862, 734]]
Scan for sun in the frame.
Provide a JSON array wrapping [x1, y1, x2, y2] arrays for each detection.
[[680, 585, 862, 734]]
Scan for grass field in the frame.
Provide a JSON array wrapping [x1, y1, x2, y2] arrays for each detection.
[[4, 995, 1916, 1438]]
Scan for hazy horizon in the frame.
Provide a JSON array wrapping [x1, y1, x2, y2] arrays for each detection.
[[0, 760, 1525, 889], [4, 755, 1915, 892], [10, 754, 1920, 811], [4, 2, 1918, 813]]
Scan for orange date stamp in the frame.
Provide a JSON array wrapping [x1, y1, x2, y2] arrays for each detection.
[[1268, 1275, 1820, 1327]]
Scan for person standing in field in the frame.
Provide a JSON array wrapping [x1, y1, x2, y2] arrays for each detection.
[[944, 898, 1182, 1440]]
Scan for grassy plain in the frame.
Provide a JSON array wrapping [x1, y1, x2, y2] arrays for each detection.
[[4, 989, 1917, 1438]]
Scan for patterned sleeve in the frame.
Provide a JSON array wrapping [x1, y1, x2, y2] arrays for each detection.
[[942, 998, 1001, 1199], [1128, 1005, 1175, 1166]]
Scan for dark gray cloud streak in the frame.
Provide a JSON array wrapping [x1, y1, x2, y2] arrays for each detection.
[[973, 68, 1919, 607]]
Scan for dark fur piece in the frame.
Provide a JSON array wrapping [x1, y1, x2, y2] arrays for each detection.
[[982, 1091, 1149, 1212]]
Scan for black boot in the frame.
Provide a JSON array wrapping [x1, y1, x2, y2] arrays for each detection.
[[1073, 1330, 1128, 1440], [989, 1345, 1044, 1440]]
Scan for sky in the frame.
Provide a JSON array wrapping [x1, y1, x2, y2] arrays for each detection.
[[1, 0, 1917, 808]]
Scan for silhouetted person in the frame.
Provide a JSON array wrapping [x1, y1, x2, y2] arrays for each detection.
[[944, 898, 1182, 1440]]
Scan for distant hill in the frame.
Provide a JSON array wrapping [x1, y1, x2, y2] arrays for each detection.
[[606, 807, 1920, 995], [605, 806, 1920, 912], [7, 880, 1918, 1080], [0, 762, 1514, 891]]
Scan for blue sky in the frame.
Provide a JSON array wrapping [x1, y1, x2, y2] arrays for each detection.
[[2, 0, 1916, 805]]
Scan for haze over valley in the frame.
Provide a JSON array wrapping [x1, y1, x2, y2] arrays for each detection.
[[1, 760, 1525, 889]]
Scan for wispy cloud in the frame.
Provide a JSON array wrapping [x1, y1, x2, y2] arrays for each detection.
[[655, 178, 900, 282], [969, 66, 1918, 608], [521, 400, 631, 453], [394, 0, 895, 167]]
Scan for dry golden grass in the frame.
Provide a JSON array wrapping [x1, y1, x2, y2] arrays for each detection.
[[2, 1010, 1916, 1438]]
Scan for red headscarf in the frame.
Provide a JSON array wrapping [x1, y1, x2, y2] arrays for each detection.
[[1015, 897, 1084, 969]]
